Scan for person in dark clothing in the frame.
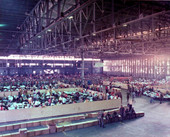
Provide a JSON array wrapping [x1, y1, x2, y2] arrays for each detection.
[[116, 92, 123, 104], [112, 111, 119, 122], [120, 92, 123, 104], [2, 105, 6, 110], [132, 91, 135, 102], [128, 103, 132, 112], [119, 105, 125, 122], [129, 107, 136, 118], [18, 91, 21, 98], [160, 93, 163, 104], [127, 84, 131, 93], [105, 112, 112, 123], [127, 92, 130, 103], [125, 108, 130, 119]]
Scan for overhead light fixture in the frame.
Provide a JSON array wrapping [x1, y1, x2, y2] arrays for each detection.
[[68, 16, 73, 19], [0, 24, 7, 27], [47, 29, 52, 32], [92, 33, 96, 36], [38, 35, 41, 38], [123, 24, 127, 27]]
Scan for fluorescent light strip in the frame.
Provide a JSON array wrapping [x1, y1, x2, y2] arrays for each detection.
[[0, 54, 100, 61]]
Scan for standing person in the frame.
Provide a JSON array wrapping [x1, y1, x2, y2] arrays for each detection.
[[100, 84, 103, 92], [105, 85, 108, 93], [132, 85, 135, 93], [150, 96, 154, 103], [132, 91, 136, 103], [109, 82, 112, 90], [127, 91, 130, 104], [139, 87, 143, 97], [97, 110, 105, 128], [118, 91, 123, 104], [127, 84, 131, 93], [160, 92, 163, 104]]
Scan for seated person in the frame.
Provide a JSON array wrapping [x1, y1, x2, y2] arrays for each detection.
[[112, 111, 119, 122], [128, 103, 132, 112], [0, 103, 5, 111], [105, 112, 112, 123], [129, 107, 136, 118], [125, 108, 130, 119], [119, 105, 125, 121]]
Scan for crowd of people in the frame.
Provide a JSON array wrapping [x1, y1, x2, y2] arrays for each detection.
[[126, 78, 170, 101], [0, 74, 124, 111], [1, 73, 169, 112], [0, 74, 105, 92], [0, 75, 63, 92], [0, 87, 120, 111], [0, 89, 100, 110], [1, 74, 170, 101]]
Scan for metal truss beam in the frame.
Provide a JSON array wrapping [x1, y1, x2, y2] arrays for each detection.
[[19, 0, 170, 58], [19, 0, 79, 45]]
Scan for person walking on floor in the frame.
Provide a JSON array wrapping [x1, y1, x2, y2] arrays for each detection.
[[150, 97, 154, 103], [127, 91, 130, 103], [132, 91, 136, 103], [160, 93, 163, 104]]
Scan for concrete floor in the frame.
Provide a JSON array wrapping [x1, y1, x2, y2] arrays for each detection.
[[37, 90, 170, 137]]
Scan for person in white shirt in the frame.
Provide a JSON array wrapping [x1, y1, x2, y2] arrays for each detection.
[[110, 95, 114, 100], [34, 100, 40, 107], [8, 96, 13, 102], [62, 97, 67, 104], [99, 94, 103, 100], [106, 93, 109, 100]]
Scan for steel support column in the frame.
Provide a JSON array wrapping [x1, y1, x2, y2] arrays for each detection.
[[80, 10, 85, 85]]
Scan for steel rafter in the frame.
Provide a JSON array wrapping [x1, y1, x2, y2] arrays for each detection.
[[19, 0, 170, 58]]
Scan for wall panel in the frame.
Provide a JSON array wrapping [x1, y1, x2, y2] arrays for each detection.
[[0, 99, 121, 123], [104, 55, 170, 79]]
